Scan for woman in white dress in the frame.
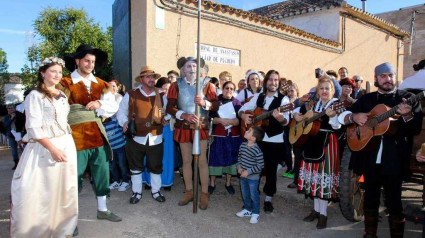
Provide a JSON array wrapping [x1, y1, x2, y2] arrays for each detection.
[[10, 57, 78, 237]]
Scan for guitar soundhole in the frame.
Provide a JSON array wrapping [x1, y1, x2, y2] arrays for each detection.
[[367, 117, 379, 128]]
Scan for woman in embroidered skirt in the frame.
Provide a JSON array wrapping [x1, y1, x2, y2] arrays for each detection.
[[293, 77, 341, 229], [10, 57, 78, 237], [208, 81, 243, 195]]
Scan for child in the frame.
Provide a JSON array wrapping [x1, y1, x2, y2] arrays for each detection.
[[236, 126, 265, 224]]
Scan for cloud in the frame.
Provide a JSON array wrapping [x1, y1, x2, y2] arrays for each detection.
[[0, 29, 34, 35]]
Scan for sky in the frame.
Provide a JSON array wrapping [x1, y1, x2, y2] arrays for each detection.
[[1, 0, 424, 73]]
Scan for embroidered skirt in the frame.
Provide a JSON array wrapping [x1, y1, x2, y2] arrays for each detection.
[[298, 132, 339, 200]]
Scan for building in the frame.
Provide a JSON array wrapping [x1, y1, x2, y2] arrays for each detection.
[[112, 0, 409, 93], [377, 4, 425, 78]]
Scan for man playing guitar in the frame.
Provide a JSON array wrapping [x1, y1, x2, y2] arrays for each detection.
[[338, 62, 422, 238], [239, 69, 290, 214]]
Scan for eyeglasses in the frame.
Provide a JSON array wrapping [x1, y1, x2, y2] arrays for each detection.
[[224, 87, 235, 91], [354, 79, 361, 82]]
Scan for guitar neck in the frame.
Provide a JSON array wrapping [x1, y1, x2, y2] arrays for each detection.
[[305, 110, 326, 125], [252, 105, 292, 124], [375, 91, 424, 123], [253, 111, 273, 124]]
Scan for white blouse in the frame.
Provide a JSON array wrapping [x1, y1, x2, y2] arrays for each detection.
[[24, 90, 70, 141]]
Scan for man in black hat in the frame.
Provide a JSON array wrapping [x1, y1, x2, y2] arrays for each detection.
[[166, 57, 218, 210], [59, 44, 121, 222]]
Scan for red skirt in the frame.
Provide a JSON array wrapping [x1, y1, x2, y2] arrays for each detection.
[[297, 132, 340, 200]]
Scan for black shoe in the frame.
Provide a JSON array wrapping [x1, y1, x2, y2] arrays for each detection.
[[73, 226, 78, 237], [264, 201, 274, 214], [152, 191, 166, 202], [303, 210, 319, 222], [12, 161, 18, 170], [208, 185, 216, 194], [287, 182, 297, 189], [316, 214, 327, 229], [130, 192, 142, 204], [225, 185, 235, 195]]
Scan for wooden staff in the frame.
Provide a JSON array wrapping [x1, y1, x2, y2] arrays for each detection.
[[192, 0, 202, 213]]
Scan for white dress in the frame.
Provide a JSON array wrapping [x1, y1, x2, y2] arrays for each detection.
[[10, 90, 78, 238]]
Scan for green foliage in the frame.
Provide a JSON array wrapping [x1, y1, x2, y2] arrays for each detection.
[[0, 48, 10, 104], [0, 48, 8, 74], [22, 7, 113, 82]]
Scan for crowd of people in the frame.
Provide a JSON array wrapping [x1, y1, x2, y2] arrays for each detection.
[[5, 43, 425, 237]]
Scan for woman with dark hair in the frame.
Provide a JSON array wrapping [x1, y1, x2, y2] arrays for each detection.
[[10, 57, 78, 237], [142, 76, 175, 190], [236, 70, 262, 104], [210, 77, 220, 93], [208, 81, 243, 194], [155, 76, 171, 95]]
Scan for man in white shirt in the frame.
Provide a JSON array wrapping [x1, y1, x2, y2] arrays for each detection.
[[117, 65, 168, 204], [239, 69, 290, 214], [61, 44, 121, 223]]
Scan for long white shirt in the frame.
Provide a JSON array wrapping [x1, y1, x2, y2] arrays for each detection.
[[70, 70, 118, 118], [117, 85, 169, 146], [239, 92, 290, 143]]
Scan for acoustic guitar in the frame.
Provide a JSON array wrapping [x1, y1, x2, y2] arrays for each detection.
[[241, 103, 294, 136], [289, 100, 350, 145], [346, 91, 424, 151]]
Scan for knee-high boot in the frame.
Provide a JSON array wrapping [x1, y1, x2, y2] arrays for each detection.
[[388, 215, 405, 238], [364, 209, 379, 238]]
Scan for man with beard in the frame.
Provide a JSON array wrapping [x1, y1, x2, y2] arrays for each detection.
[[338, 62, 422, 237], [166, 57, 218, 210], [117, 66, 167, 204], [239, 70, 290, 214]]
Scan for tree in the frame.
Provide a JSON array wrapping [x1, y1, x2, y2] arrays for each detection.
[[0, 48, 9, 104], [0, 48, 8, 74], [23, 7, 113, 84], [19, 45, 41, 88]]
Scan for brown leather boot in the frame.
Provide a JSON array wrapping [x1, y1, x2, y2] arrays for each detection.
[[316, 214, 327, 229], [199, 192, 209, 210], [388, 215, 405, 238], [178, 190, 193, 206], [364, 209, 379, 238], [303, 210, 320, 222]]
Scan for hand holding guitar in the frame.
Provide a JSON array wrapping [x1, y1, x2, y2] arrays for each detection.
[[272, 109, 285, 123], [352, 113, 369, 126], [397, 98, 412, 118], [325, 107, 337, 118], [241, 113, 252, 125], [293, 113, 304, 122]]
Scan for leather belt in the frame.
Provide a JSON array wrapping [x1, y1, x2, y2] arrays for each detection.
[[175, 118, 209, 130]]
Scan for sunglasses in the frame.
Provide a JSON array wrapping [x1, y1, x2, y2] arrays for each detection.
[[354, 79, 361, 82], [224, 87, 235, 91]]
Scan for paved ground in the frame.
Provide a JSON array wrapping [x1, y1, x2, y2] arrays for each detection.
[[0, 146, 423, 238]]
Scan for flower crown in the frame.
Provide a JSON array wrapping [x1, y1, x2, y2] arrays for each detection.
[[38, 57, 65, 68]]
